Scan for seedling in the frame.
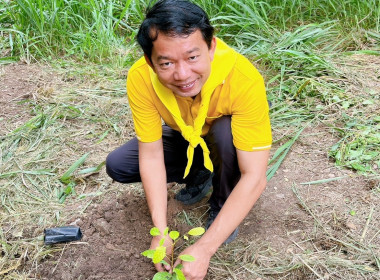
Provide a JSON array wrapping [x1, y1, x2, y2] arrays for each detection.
[[142, 226, 205, 280]]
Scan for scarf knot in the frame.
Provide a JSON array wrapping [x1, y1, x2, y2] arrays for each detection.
[[181, 125, 213, 178], [182, 125, 201, 147]]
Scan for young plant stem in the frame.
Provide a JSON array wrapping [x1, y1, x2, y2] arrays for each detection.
[[171, 241, 175, 269]]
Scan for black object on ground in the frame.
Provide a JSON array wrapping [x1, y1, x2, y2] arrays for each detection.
[[44, 226, 82, 245]]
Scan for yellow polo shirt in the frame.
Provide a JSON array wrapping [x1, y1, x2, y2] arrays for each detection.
[[127, 38, 272, 152]]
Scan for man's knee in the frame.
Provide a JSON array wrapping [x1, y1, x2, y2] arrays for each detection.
[[105, 146, 140, 183], [211, 115, 232, 133], [105, 150, 115, 175], [105, 150, 122, 181], [207, 116, 233, 150]]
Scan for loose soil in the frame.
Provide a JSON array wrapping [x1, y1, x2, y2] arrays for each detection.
[[0, 63, 62, 135], [1, 61, 379, 280]]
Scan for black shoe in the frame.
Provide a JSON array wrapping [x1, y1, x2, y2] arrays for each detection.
[[206, 209, 239, 245], [175, 170, 213, 205]]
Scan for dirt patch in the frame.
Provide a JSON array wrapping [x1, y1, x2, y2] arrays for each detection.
[[34, 187, 196, 280], [36, 194, 155, 280], [0, 63, 61, 135]]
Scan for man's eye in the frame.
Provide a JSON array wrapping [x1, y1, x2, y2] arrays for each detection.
[[160, 62, 172, 68], [189, 56, 198, 61]]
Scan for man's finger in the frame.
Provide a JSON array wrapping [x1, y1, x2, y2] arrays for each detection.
[[173, 258, 181, 269], [154, 263, 164, 272], [164, 263, 171, 271]]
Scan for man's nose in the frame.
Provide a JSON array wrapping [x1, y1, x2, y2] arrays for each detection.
[[173, 62, 190, 81]]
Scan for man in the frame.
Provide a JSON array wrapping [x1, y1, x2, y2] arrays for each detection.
[[106, 0, 272, 279]]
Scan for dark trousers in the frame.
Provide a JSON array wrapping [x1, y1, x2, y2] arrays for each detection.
[[106, 116, 240, 211]]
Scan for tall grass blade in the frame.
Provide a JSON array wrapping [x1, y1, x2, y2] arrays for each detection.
[[78, 161, 105, 175], [59, 153, 90, 184], [267, 127, 304, 181], [300, 176, 348, 185]]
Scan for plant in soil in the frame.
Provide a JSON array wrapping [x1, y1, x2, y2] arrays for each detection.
[[142, 226, 205, 280]]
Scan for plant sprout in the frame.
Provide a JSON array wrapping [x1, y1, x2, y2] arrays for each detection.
[[142, 226, 205, 280]]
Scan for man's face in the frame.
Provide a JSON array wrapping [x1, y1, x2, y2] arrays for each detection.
[[147, 30, 216, 98]]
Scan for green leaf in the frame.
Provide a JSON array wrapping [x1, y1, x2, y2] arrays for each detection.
[[179, 254, 195, 262], [169, 231, 180, 241], [350, 210, 356, 216], [0, 169, 55, 179], [59, 194, 67, 204], [363, 99, 374, 105], [153, 246, 166, 264], [67, 182, 77, 194], [58, 181, 77, 203], [159, 237, 165, 246], [163, 227, 169, 236], [342, 101, 350, 109], [174, 268, 186, 280], [141, 249, 154, 259], [351, 162, 370, 172], [0, 56, 19, 65], [78, 161, 105, 175], [150, 227, 161, 236], [183, 235, 189, 241], [160, 260, 169, 266], [96, 130, 109, 144], [175, 264, 183, 270], [60, 153, 90, 184], [153, 271, 172, 280], [187, 227, 205, 236]]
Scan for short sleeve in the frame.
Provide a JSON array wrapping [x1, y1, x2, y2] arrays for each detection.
[[127, 66, 162, 142], [230, 57, 272, 151]]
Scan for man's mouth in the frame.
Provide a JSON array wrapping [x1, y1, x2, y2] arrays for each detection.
[[178, 80, 195, 90]]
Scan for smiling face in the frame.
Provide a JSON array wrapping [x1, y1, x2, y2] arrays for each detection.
[[146, 30, 216, 98]]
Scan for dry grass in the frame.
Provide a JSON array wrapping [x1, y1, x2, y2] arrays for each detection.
[[205, 182, 380, 280], [0, 63, 134, 278]]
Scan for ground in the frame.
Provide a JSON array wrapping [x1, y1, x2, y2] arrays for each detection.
[[0, 59, 379, 280]]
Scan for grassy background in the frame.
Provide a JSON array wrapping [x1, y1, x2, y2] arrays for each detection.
[[0, 0, 379, 279], [2, 0, 378, 171]]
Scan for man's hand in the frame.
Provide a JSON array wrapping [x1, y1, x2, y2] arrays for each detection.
[[150, 234, 173, 272], [171, 149, 270, 279], [139, 139, 171, 271], [173, 243, 212, 280]]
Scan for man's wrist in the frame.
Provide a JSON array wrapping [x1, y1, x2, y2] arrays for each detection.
[[195, 237, 219, 256], [152, 223, 168, 233]]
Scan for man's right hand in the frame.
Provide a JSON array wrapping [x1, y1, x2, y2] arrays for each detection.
[[150, 234, 173, 272]]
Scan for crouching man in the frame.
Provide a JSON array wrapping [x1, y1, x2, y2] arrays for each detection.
[[106, 0, 272, 279]]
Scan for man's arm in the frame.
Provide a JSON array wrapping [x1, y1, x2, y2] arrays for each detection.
[[175, 149, 270, 280], [138, 140, 172, 271]]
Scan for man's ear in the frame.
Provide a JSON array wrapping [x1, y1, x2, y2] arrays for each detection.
[[144, 54, 156, 72], [208, 36, 217, 62]]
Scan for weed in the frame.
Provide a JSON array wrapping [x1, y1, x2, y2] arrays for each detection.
[[329, 117, 380, 173]]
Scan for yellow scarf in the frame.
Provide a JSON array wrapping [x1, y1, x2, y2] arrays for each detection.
[[149, 39, 237, 178]]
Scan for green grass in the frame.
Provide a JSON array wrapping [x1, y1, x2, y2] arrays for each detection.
[[1, 0, 379, 64]]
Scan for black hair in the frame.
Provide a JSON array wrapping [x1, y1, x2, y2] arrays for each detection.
[[137, 0, 214, 63]]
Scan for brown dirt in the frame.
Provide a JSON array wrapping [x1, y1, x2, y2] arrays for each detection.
[[1, 62, 379, 280], [37, 194, 155, 280], [34, 191, 198, 280], [0, 63, 62, 135]]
